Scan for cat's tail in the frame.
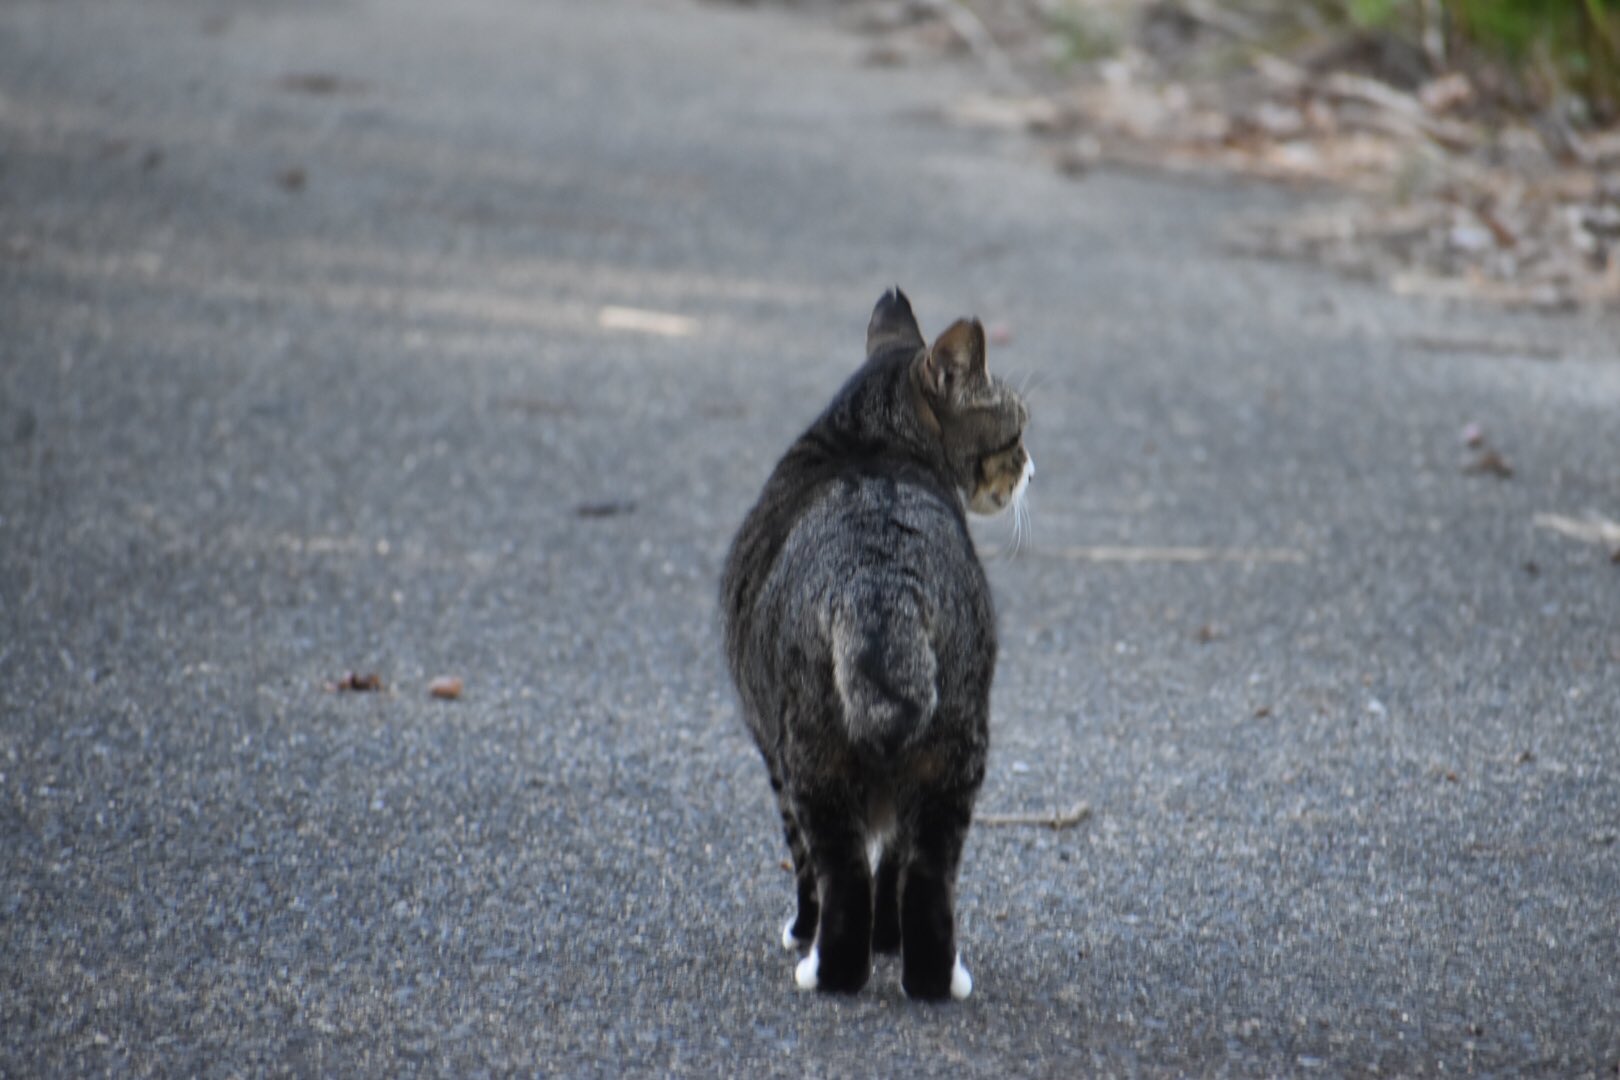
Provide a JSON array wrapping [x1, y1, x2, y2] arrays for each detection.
[[828, 590, 938, 759]]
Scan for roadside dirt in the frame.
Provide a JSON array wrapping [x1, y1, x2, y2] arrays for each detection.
[[748, 0, 1620, 310]]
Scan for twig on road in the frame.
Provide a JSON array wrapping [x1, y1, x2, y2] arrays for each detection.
[[979, 801, 1092, 830], [1043, 545, 1307, 565]]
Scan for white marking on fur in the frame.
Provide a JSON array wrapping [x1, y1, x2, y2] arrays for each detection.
[[950, 954, 973, 1000], [865, 810, 895, 872], [782, 917, 806, 951], [795, 948, 820, 991], [1013, 453, 1033, 504]]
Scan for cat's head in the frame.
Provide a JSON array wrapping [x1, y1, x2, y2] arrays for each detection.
[[868, 289, 1033, 519]]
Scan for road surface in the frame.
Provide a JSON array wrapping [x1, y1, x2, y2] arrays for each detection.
[[2, 0, 1618, 1073]]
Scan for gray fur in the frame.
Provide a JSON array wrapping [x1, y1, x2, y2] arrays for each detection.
[[720, 287, 1028, 999]]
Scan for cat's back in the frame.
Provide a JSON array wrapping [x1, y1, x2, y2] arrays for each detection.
[[772, 462, 980, 605], [726, 447, 994, 715], [726, 438, 983, 623]]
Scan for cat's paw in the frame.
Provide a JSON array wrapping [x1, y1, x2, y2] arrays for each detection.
[[794, 948, 820, 991], [950, 954, 973, 1001], [794, 945, 873, 993], [902, 953, 973, 1002], [782, 917, 810, 951]]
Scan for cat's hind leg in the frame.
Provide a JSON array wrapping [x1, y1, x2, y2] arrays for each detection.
[[789, 784, 873, 994], [770, 772, 818, 951], [899, 789, 975, 1001]]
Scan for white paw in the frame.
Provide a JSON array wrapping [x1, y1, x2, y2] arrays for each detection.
[[950, 954, 973, 1001], [782, 918, 808, 951], [795, 948, 820, 991]]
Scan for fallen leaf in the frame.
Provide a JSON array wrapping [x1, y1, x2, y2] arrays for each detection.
[[862, 45, 907, 68], [276, 73, 366, 96], [1419, 72, 1473, 115], [575, 500, 636, 519], [327, 671, 382, 693], [1465, 450, 1513, 478], [1475, 204, 1518, 248], [428, 675, 463, 700]]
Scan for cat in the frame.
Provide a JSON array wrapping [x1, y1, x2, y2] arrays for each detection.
[[720, 287, 1032, 1001]]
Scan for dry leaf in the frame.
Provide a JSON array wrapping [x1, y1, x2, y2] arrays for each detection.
[[1419, 73, 1473, 115], [1465, 450, 1513, 478], [276, 73, 366, 96], [575, 500, 636, 519]]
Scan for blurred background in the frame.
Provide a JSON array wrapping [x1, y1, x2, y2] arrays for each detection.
[[762, 0, 1620, 308]]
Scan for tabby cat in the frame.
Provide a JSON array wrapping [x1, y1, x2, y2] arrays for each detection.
[[720, 288, 1031, 1000]]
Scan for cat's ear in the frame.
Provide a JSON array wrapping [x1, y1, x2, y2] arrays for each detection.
[[867, 287, 925, 355], [921, 318, 986, 398]]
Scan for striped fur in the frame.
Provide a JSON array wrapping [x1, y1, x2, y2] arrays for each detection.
[[720, 288, 1029, 1000]]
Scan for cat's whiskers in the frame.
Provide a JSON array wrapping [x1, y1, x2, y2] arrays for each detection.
[[998, 465, 1033, 559], [1015, 368, 1049, 400], [1012, 492, 1030, 557]]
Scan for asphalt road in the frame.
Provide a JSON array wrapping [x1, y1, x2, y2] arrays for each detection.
[[3, 0, 1618, 1074]]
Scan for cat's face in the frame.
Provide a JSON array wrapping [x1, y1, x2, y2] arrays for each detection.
[[915, 318, 1033, 519], [967, 410, 1033, 516]]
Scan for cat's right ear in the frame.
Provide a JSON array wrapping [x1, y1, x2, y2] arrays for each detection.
[[867, 287, 925, 356], [920, 318, 986, 399]]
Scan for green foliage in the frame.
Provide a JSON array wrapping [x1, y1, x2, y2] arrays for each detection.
[[1333, 0, 1620, 113], [1455, 0, 1619, 111], [1046, 5, 1124, 67], [1449, 0, 1583, 56], [1347, 0, 1402, 29]]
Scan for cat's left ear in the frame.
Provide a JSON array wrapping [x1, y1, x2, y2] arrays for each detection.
[[868, 287, 926, 356], [921, 318, 986, 398]]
